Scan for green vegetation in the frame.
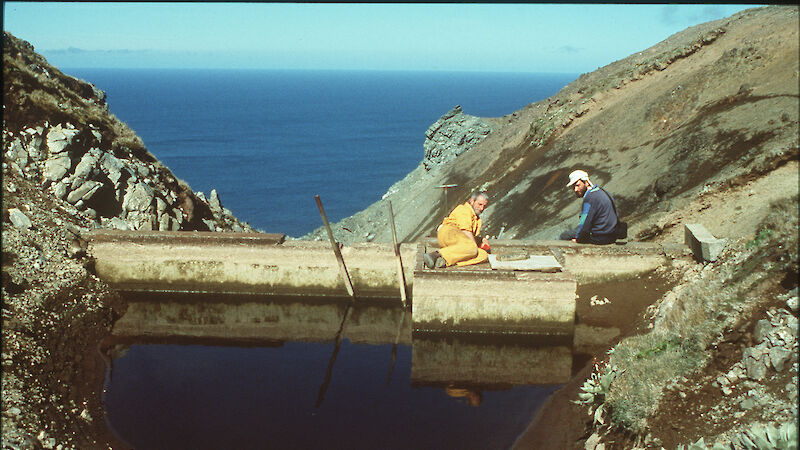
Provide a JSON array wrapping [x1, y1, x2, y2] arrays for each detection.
[[677, 422, 799, 449], [746, 227, 774, 248], [583, 194, 798, 435]]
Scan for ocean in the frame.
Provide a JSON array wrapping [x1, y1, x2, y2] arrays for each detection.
[[66, 69, 577, 236]]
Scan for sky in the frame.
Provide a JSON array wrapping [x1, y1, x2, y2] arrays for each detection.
[[3, 2, 762, 73]]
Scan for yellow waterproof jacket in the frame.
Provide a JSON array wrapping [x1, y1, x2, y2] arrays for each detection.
[[441, 202, 481, 236]]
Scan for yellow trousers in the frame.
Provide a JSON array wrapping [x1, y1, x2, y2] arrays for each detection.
[[437, 224, 488, 267]]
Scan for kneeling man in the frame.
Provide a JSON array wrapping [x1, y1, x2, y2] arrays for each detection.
[[424, 191, 490, 269], [560, 169, 618, 245]]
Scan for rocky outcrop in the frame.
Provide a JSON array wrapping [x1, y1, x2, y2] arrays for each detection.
[[422, 105, 493, 170], [2, 31, 253, 234]]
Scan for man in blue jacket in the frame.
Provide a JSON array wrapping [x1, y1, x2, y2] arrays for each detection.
[[559, 169, 618, 245]]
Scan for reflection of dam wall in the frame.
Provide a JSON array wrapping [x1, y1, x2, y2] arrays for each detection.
[[111, 295, 625, 388], [112, 294, 412, 345], [411, 336, 572, 386]]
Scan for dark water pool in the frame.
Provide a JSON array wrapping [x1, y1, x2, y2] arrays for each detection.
[[101, 296, 569, 450], [102, 270, 673, 449]]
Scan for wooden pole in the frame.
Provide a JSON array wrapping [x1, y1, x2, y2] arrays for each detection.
[[315, 195, 355, 300], [386, 308, 406, 386], [387, 201, 408, 307], [315, 303, 352, 408]]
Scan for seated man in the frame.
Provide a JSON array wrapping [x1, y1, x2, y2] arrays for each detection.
[[559, 169, 618, 245], [424, 191, 490, 269]]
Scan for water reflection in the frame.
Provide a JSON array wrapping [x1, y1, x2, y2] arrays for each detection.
[[101, 293, 591, 449]]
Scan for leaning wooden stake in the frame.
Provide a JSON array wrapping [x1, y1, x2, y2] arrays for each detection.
[[387, 201, 408, 307], [315, 195, 355, 300]]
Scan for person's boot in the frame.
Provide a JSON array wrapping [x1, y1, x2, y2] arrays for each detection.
[[424, 251, 443, 269]]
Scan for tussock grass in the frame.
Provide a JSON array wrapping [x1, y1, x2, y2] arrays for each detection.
[[599, 194, 799, 433]]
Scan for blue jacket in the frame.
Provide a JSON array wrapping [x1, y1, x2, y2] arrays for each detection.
[[575, 186, 618, 244]]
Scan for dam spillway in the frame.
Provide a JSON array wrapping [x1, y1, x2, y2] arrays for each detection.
[[87, 230, 678, 335]]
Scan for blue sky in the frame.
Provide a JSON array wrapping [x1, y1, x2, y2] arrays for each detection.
[[3, 2, 760, 73]]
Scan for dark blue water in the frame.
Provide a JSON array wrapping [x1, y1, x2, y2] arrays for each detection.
[[66, 69, 576, 236], [104, 340, 559, 450]]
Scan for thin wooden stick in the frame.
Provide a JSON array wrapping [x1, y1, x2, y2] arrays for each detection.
[[315, 303, 352, 408], [387, 201, 408, 307], [386, 308, 406, 386], [315, 195, 355, 300]]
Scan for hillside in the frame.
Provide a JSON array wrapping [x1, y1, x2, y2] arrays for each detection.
[[306, 6, 798, 248], [2, 5, 798, 449]]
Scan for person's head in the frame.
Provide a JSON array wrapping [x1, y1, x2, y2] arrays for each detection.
[[468, 191, 489, 216], [566, 170, 592, 198]]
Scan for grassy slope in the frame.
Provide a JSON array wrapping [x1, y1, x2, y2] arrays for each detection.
[[580, 194, 798, 447]]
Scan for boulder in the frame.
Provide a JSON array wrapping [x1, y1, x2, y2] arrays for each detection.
[[6, 138, 29, 167], [753, 319, 773, 344], [158, 213, 171, 231], [52, 181, 69, 200], [209, 189, 222, 213], [787, 296, 799, 313], [101, 217, 130, 230], [46, 125, 79, 155], [43, 155, 71, 181], [171, 215, 182, 231], [134, 163, 151, 178], [743, 347, 769, 380], [8, 208, 33, 230], [122, 182, 154, 212], [155, 197, 168, 215], [769, 347, 792, 371], [126, 210, 155, 231], [66, 181, 102, 205], [73, 150, 100, 180], [70, 176, 87, 191], [25, 134, 45, 161], [100, 153, 125, 186]]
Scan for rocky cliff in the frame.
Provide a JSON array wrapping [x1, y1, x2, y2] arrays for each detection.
[[2, 31, 252, 448], [306, 6, 798, 248], [3, 31, 253, 234]]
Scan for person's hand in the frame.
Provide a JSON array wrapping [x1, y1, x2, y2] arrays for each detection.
[[571, 238, 577, 243]]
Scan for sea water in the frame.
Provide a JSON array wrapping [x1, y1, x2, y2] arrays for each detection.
[[65, 69, 577, 236]]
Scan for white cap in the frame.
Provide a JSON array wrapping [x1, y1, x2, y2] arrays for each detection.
[[566, 170, 590, 187]]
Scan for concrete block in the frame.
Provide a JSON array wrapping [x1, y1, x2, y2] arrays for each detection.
[[412, 269, 576, 335], [87, 230, 415, 298], [685, 223, 726, 262]]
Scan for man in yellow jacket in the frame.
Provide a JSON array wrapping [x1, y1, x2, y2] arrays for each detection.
[[424, 191, 490, 269]]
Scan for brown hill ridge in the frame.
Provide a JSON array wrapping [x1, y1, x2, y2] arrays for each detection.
[[307, 5, 798, 248]]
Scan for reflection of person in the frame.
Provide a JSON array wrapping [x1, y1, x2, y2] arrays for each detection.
[[424, 191, 490, 269], [559, 170, 618, 245], [445, 386, 483, 406]]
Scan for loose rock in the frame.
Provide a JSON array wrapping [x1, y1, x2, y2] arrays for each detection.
[[8, 208, 33, 230]]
